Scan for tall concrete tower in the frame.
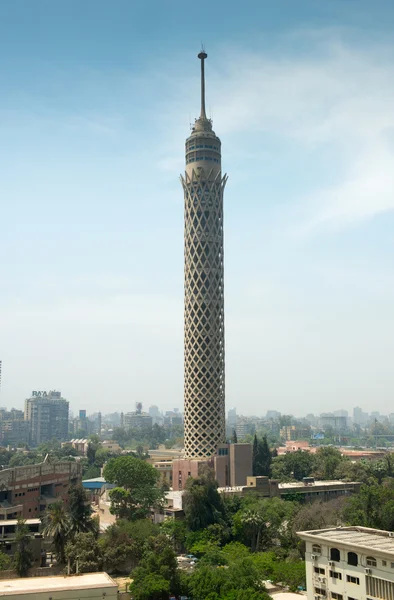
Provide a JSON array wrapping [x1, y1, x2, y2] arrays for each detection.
[[181, 51, 228, 459]]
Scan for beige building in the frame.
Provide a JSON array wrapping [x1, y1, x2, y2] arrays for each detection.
[[0, 572, 117, 600], [101, 440, 121, 453], [298, 526, 394, 600]]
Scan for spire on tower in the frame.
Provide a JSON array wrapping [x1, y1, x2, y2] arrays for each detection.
[[198, 49, 208, 120]]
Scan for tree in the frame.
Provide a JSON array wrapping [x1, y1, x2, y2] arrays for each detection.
[[239, 509, 265, 552], [68, 485, 97, 536], [183, 466, 225, 531], [343, 482, 394, 531], [313, 447, 343, 480], [271, 450, 315, 481], [42, 501, 70, 564], [86, 442, 97, 465], [232, 429, 238, 444], [103, 455, 163, 520], [13, 519, 33, 576], [130, 535, 180, 599], [65, 532, 102, 573], [252, 435, 272, 477], [130, 574, 170, 600], [0, 551, 10, 571], [101, 519, 159, 573]]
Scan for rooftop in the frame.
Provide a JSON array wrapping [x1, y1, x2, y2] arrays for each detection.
[[0, 518, 40, 527], [0, 572, 116, 596], [279, 480, 358, 489], [298, 526, 394, 555], [82, 477, 107, 489]]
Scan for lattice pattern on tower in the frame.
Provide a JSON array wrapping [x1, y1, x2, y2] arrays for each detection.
[[181, 167, 227, 458]]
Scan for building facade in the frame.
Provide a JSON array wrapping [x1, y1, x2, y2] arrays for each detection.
[[298, 526, 394, 600], [0, 458, 82, 519], [181, 50, 227, 459], [0, 408, 28, 447], [25, 391, 69, 445]]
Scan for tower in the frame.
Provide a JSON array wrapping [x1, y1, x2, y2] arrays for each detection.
[[181, 51, 228, 458]]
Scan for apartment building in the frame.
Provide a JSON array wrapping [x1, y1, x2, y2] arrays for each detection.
[[298, 526, 394, 600], [25, 391, 69, 445]]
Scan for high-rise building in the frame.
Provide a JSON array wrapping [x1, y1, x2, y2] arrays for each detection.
[[25, 390, 69, 446], [181, 50, 227, 459], [0, 408, 28, 447]]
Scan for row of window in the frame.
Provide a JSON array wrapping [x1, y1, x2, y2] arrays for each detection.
[[315, 589, 359, 599], [315, 567, 360, 584], [187, 144, 219, 151], [313, 544, 385, 568], [186, 157, 220, 164]]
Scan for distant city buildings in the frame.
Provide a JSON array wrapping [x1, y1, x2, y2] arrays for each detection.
[[124, 403, 153, 431], [24, 390, 69, 446], [0, 408, 28, 447]]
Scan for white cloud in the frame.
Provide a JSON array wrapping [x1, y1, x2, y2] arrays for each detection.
[[165, 35, 394, 230]]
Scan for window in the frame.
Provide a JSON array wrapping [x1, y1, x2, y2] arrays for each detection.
[[330, 548, 340, 562], [366, 557, 377, 567], [330, 571, 342, 580], [348, 552, 358, 566], [314, 588, 326, 596], [314, 567, 325, 574], [348, 597, 357, 600], [391, 562, 394, 569], [382, 560, 387, 566], [312, 544, 322, 554], [331, 594, 343, 600], [347, 575, 360, 585]]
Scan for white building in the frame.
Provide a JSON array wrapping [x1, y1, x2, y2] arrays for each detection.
[[298, 526, 394, 600], [0, 572, 117, 600]]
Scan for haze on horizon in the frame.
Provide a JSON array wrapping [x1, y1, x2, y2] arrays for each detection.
[[1, 0, 394, 416]]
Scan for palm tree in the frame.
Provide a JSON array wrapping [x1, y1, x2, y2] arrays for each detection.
[[42, 502, 70, 564], [68, 485, 97, 537], [241, 509, 265, 552]]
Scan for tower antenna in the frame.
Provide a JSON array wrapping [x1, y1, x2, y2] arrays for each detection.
[[198, 48, 208, 120]]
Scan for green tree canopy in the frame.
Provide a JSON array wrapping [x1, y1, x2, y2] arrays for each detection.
[[129, 535, 180, 600], [65, 532, 102, 573], [103, 455, 163, 520], [68, 484, 97, 536], [253, 435, 272, 477], [42, 501, 70, 564], [13, 519, 33, 577], [183, 466, 225, 531]]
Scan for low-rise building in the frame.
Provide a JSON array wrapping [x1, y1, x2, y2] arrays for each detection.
[[0, 518, 44, 565], [0, 572, 117, 600], [0, 457, 82, 519], [298, 526, 394, 600], [63, 438, 89, 455], [101, 440, 121, 453]]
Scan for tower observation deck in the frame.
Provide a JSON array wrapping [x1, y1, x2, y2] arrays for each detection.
[[181, 51, 227, 458]]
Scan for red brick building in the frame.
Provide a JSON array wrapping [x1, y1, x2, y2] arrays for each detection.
[[0, 457, 82, 519]]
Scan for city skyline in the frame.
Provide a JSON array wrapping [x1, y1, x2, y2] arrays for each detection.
[[1, 1, 394, 414]]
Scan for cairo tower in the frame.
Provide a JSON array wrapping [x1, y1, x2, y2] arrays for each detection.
[[181, 51, 228, 458]]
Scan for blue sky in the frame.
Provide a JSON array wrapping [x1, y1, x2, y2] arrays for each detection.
[[1, 0, 394, 416]]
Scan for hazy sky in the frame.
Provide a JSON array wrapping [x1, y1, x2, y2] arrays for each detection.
[[1, 0, 394, 416]]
